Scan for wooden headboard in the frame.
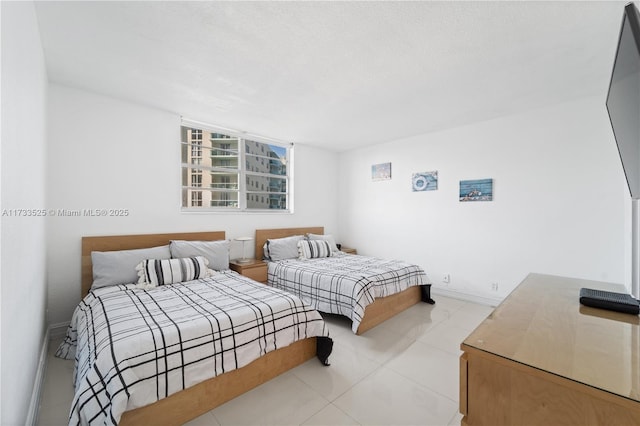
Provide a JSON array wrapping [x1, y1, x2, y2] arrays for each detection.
[[81, 231, 226, 298], [254, 227, 323, 260]]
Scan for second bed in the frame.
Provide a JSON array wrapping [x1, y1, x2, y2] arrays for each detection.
[[256, 227, 434, 334]]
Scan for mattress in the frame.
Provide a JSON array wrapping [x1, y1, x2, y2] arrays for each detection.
[[268, 253, 429, 333], [57, 270, 331, 425]]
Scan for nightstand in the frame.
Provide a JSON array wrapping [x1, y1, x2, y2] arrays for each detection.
[[341, 247, 357, 255], [229, 259, 268, 283]]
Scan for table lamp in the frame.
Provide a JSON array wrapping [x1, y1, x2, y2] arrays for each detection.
[[235, 236, 253, 263]]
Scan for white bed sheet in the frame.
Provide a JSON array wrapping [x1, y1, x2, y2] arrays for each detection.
[[267, 253, 429, 333], [57, 271, 330, 425]]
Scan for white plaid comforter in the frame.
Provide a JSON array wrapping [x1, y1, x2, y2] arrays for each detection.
[[268, 253, 429, 333], [56, 271, 330, 426]]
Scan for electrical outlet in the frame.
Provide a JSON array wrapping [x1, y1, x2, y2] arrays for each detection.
[[491, 282, 499, 292], [443, 274, 450, 284]]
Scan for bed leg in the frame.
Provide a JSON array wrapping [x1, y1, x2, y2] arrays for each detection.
[[421, 284, 436, 304]]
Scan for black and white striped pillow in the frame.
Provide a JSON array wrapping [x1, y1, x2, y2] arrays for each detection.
[[298, 239, 333, 259], [136, 256, 211, 288]]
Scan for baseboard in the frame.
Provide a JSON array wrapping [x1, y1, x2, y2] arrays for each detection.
[[431, 287, 502, 307], [49, 321, 70, 339], [25, 327, 50, 426]]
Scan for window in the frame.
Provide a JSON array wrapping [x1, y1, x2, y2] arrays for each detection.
[[181, 121, 292, 212], [191, 191, 202, 207], [190, 129, 203, 158]]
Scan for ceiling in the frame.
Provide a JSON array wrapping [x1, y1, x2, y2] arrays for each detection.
[[34, 1, 626, 152]]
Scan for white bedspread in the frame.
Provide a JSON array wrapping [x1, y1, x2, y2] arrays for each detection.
[[57, 271, 330, 425], [268, 253, 429, 333]]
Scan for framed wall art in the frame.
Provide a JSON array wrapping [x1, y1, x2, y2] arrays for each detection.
[[412, 171, 438, 192], [460, 178, 493, 201], [372, 162, 392, 181]]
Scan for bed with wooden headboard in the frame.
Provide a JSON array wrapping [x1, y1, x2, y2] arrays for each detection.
[[75, 231, 324, 426], [255, 227, 433, 335]]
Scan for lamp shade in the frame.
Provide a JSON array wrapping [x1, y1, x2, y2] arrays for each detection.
[[234, 237, 253, 263]]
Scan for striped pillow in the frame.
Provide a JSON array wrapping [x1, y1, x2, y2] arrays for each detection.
[[136, 256, 211, 288], [298, 239, 333, 259]]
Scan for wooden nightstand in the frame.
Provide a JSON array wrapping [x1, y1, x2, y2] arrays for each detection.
[[229, 259, 268, 283], [340, 247, 357, 255]]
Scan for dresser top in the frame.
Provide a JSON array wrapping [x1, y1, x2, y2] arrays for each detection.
[[462, 273, 640, 402]]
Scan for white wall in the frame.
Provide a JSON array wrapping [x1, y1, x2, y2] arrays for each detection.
[[46, 84, 339, 325], [1, 2, 49, 424], [338, 96, 629, 303]]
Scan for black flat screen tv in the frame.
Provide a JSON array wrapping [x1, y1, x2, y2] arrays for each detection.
[[607, 2, 640, 199]]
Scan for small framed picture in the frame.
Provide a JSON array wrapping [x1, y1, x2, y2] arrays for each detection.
[[412, 171, 438, 192], [372, 162, 392, 181], [460, 178, 493, 201]]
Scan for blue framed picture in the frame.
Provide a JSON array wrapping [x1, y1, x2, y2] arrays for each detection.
[[412, 171, 438, 192], [460, 178, 493, 201], [372, 162, 392, 181]]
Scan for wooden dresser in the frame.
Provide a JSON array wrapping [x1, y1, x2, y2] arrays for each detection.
[[460, 273, 640, 425]]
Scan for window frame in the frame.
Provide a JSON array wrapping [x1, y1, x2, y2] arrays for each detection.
[[180, 119, 293, 213]]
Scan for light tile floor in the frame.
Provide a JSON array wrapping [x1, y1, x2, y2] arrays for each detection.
[[37, 295, 494, 426]]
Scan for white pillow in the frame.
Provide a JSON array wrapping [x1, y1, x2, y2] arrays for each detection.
[[298, 240, 333, 259], [307, 233, 340, 252], [136, 256, 212, 289], [91, 245, 171, 289], [265, 235, 304, 261], [170, 240, 230, 271]]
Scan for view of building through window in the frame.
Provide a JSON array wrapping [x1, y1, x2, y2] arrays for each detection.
[[181, 125, 290, 211]]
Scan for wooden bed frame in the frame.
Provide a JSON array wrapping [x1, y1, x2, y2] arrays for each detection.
[[255, 226, 428, 335], [80, 231, 318, 426]]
